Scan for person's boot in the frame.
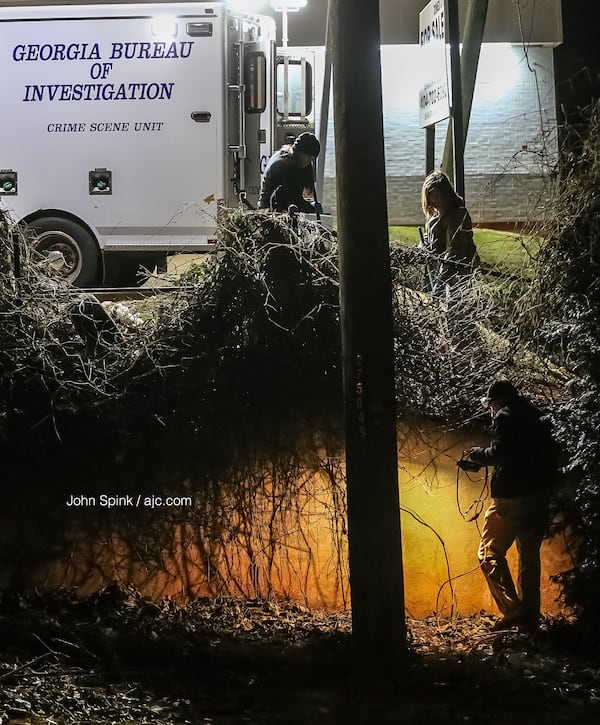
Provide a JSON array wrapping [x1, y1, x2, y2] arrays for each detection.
[[489, 609, 526, 632]]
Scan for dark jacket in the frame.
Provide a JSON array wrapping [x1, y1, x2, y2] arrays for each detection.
[[258, 149, 315, 212], [470, 396, 557, 498], [424, 206, 479, 286]]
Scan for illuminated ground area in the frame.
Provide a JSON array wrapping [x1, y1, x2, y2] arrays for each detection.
[[0, 588, 598, 724]]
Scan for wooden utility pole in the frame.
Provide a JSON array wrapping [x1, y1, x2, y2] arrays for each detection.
[[331, 0, 407, 664]]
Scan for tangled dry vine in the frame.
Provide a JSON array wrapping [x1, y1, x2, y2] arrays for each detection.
[[0, 136, 597, 627]]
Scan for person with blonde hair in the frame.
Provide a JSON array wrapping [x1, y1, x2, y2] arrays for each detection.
[[419, 170, 479, 295]]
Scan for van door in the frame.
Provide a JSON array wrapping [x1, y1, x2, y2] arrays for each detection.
[[226, 15, 275, 210], [242, 40, 274, 206]]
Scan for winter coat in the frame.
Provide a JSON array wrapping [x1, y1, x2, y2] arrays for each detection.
[[258, 150, 316, 212], [424, 206, 479, 288], [469, 396, 557, 498]]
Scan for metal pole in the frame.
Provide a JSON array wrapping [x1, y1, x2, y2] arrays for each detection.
[[316, 0, 333, 201], [426, 124, 436, 174], [442, 0, 488, 199], [12, 232, 21, 279], [445, 0, 465, 200], [282, 9, 289, 48], [459, 0, 489, 141]]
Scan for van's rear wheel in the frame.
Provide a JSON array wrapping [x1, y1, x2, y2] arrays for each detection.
[[29, 217, 100, 287]]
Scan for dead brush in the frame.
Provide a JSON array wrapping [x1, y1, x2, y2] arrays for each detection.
[[0, 203, 578, 614]]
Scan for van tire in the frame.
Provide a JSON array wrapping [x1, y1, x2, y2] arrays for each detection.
[[29, 217, 100, 287]]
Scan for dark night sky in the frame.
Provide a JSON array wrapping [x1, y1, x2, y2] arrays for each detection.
[[555, 0, 600, 111]]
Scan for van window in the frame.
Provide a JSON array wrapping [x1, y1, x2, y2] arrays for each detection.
[[276, 57, 313, 117], [245, 52, 267, 113]]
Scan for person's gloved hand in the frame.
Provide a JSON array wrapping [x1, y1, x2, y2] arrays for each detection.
[[468, 446, 485, 463]]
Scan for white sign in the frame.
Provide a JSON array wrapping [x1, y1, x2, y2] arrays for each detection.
[[418, 0, 449, 128]]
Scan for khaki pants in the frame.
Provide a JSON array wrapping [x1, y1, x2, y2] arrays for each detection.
[[478, 494, 550, 619]]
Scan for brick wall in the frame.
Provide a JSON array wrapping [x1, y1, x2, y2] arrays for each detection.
[[319, 44, 558, 226]]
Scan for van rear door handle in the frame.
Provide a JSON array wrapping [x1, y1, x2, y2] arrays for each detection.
[[191, 112, 212, 123]]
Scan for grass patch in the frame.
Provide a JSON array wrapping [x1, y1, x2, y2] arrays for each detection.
[[389, 226, 422, 246], [474, 228, 538, 274], [389, 225, 539, 276]]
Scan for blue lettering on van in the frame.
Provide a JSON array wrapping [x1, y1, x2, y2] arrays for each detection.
[[12, 41, 194, 62], [23, 82, 175, 102], [110, 41, 194, 60], [13, 40, 195, 103], [13, 43, 102, 61]]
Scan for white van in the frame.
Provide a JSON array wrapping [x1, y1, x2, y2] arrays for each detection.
[[0, 2, 315, 285]]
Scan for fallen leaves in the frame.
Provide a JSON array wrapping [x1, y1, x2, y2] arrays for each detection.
[[0, 587, 599, 724]]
